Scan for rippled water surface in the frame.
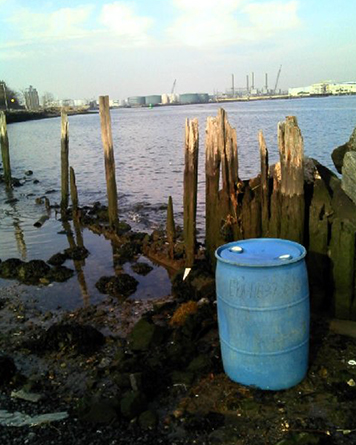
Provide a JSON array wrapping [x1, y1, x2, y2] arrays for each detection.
[[1, 96, 356, 308]]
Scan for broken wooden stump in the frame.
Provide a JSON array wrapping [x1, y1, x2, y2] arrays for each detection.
[[70, 166, 79, 219], [183, 118, 199, 267], [166, 195, 176, 260], [99, 95, 119, 232]]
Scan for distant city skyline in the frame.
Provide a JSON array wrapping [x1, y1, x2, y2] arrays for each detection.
[[1, 0, 355, 100]]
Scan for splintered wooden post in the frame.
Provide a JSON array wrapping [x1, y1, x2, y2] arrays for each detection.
[[60, 111, 69, 211], [278, 116, 305, 243], [183, 118, 199, 267], [205, 108, 239, 263], [0, 111, 11, 186], [166, 195, 176, 259], [70, 166, 79, 218], [259, 130, 270, 236], [99, 95, 119, 231]]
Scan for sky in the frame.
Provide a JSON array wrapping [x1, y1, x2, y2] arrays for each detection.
[[1, 0, 355, 100]]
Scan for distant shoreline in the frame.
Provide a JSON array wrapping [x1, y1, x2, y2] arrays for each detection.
[[4, 108, 98, 124]]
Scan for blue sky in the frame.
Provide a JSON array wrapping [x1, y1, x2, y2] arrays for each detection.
[[1, 0, 355, 100]]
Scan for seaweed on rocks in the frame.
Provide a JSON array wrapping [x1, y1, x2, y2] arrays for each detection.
[[95, 274, 139, 299], [0, 258, 24, 279]]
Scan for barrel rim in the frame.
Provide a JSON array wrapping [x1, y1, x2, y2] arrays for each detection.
[[215, 238, 307, 268]]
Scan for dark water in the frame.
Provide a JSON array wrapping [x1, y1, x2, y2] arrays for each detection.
[[1, 96, 356, 309]]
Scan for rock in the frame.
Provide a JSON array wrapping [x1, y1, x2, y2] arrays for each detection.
[[187, 354, 212, 374], [342, 151, 356, 205], [113, 372, 131, 389], [24, 170, 33, 176], [64, 246, 89, 261], [47, 252, 67, 266], [77, 397, 120, 424], [31, 323, 105, 354], [120, 390, 147, 419], [172, 260, 215, 303], [17, 260, 51, 284], [128, 319, 165, 351], [332, 126, 356, 173], [0, 356, 16, 384], [131, 262, 153, 276], [95, 276, 112, 294], [46, 265, 74, 282], [5, 198, 18, 204], [0, 258, 24, 278], [113, 243, 140, 266], [170, 371, 194, 386], [117, 221, 132, 235], [96, 274, 138, 299], [138, 410, 158, 430]]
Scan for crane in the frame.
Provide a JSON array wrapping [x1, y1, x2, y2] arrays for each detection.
[[171, 79, 177, 95], [274, 65, 282, 94]]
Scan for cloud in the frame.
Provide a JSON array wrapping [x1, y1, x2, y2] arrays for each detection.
[[167, 0, 301, 48], [99, 2, 154, 46], [243, 1, 300, 34], [6, 5, 94, 41]]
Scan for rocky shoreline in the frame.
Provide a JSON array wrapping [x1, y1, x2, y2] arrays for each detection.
[[0, 201, 356, 444]]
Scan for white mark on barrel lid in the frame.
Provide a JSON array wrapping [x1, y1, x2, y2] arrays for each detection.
[[229, 246, 243, 253], [278, 254, 292, 260]]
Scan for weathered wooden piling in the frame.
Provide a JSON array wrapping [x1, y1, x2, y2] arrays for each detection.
[[0, 111, 12, 186], [258, 130, 270, 236], [277, 116, 305, 243], [183, 118, 199, 267], [60, 111, 69, 211], [99, 95, 119, 231], [166, 195, 176, 259], [205, 109, 239, 263], [70, 166, 79, 218]]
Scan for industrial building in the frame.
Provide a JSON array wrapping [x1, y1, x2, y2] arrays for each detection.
[[289, 81, 356, 97], [24, 85, 40, 110]]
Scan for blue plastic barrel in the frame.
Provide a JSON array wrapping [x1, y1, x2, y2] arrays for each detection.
[[215, 238, 309, 390]]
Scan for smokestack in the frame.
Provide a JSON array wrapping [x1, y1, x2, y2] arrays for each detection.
[[246, 75, 249, 93], [251, 72, 255, 90], [265, 73, 268, 91]]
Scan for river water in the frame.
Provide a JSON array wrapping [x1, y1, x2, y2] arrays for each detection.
[[1, 95, 356, 309]]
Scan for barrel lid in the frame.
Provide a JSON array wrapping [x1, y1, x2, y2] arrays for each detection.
[[215, 238, 306, 267]]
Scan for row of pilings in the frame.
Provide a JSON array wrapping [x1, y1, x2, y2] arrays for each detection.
[[182, 108, 356, 322], [1, 100, 356, 321]]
